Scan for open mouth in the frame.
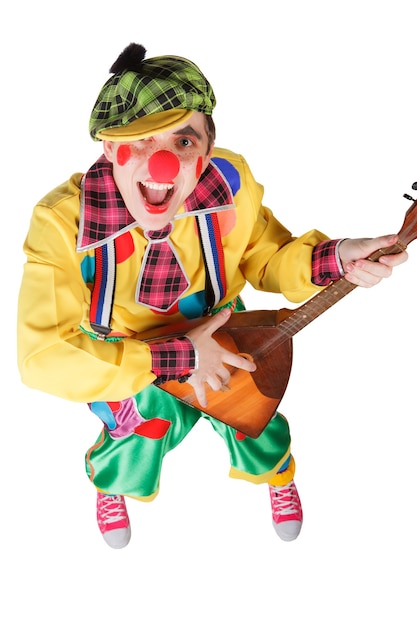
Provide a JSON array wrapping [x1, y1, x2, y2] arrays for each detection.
[[139, 181, 175, 209]]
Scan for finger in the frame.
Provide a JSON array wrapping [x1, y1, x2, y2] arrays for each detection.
[[196, 391, 208, 407], [202, 308, 232, 333], [344, 272, 375, 288], [364, 234, 398, 256], [379, 250, 408, 267], [206, 374, 224, 392], [360, 259, 392, 278], [223, 351, 257, 372], [202, 366, 231, 388], [188, 375, 208, 407], [344, 262, 387, 287], [218, 367, 231, 385]]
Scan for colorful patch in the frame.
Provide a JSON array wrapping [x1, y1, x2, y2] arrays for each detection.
[[115, 231, 135, 263], [178, 290, 207, 318], [211, 157, 241, 195], [134, 417, 171, 439], [81, 255, 95, 284], [90, 401, 117, 430]]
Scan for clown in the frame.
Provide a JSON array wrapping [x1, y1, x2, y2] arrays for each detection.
[[17, 43, 407, 548]]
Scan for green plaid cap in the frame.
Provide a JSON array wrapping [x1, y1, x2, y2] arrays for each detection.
[[89, 54, 216, 141]]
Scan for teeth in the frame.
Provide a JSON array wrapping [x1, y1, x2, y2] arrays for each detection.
[[141, 181, 174, 190]]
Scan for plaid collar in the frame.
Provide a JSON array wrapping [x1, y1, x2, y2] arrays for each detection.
[[77, 155, 235, 251]]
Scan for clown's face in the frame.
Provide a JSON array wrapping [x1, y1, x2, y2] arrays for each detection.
[[103, 111, 213, 231]]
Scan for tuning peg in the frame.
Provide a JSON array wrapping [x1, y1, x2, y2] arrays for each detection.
[[403, 182, 417, 201]]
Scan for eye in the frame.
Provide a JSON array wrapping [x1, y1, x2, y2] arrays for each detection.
[[177, 137, 194, 148]]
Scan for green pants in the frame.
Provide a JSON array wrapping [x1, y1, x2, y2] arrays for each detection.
[[86, 384, 292, 500]]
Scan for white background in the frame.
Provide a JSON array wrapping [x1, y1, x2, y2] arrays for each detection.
[[3, 1, 417, 624]]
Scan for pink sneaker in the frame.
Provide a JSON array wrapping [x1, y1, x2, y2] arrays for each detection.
[[269, 480, 303, 541], [96, 492, 131, 549]]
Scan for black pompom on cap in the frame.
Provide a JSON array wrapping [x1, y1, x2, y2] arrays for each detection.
[[109, 43, 147, 74]]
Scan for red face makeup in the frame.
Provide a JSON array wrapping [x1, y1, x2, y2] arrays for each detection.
[[116, 144, 132, 166], [195, 156, 203, 180]]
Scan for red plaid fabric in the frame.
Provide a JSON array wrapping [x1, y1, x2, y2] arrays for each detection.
[[150, 336, 196, 384], [136, 223, 189, 311], [184, 161, 234, 211], [311, 239, 344, 285], [78, 156, 135, 249]]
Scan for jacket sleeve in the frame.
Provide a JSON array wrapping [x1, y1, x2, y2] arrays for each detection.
[[17, 177, 156, 403], [236, 155, 330, 303]]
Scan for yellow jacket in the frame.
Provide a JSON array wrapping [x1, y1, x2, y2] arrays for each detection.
[[17, 147, 327, 402]]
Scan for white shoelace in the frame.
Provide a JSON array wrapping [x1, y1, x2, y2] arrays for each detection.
[[270, 482, 300, 516], [99, 495, 127, 525]]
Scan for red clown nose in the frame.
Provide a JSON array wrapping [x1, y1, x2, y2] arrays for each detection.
[[148, 150, 180, 182]]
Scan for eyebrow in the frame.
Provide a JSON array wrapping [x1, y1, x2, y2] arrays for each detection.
[[173, 125, 203, 141]]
